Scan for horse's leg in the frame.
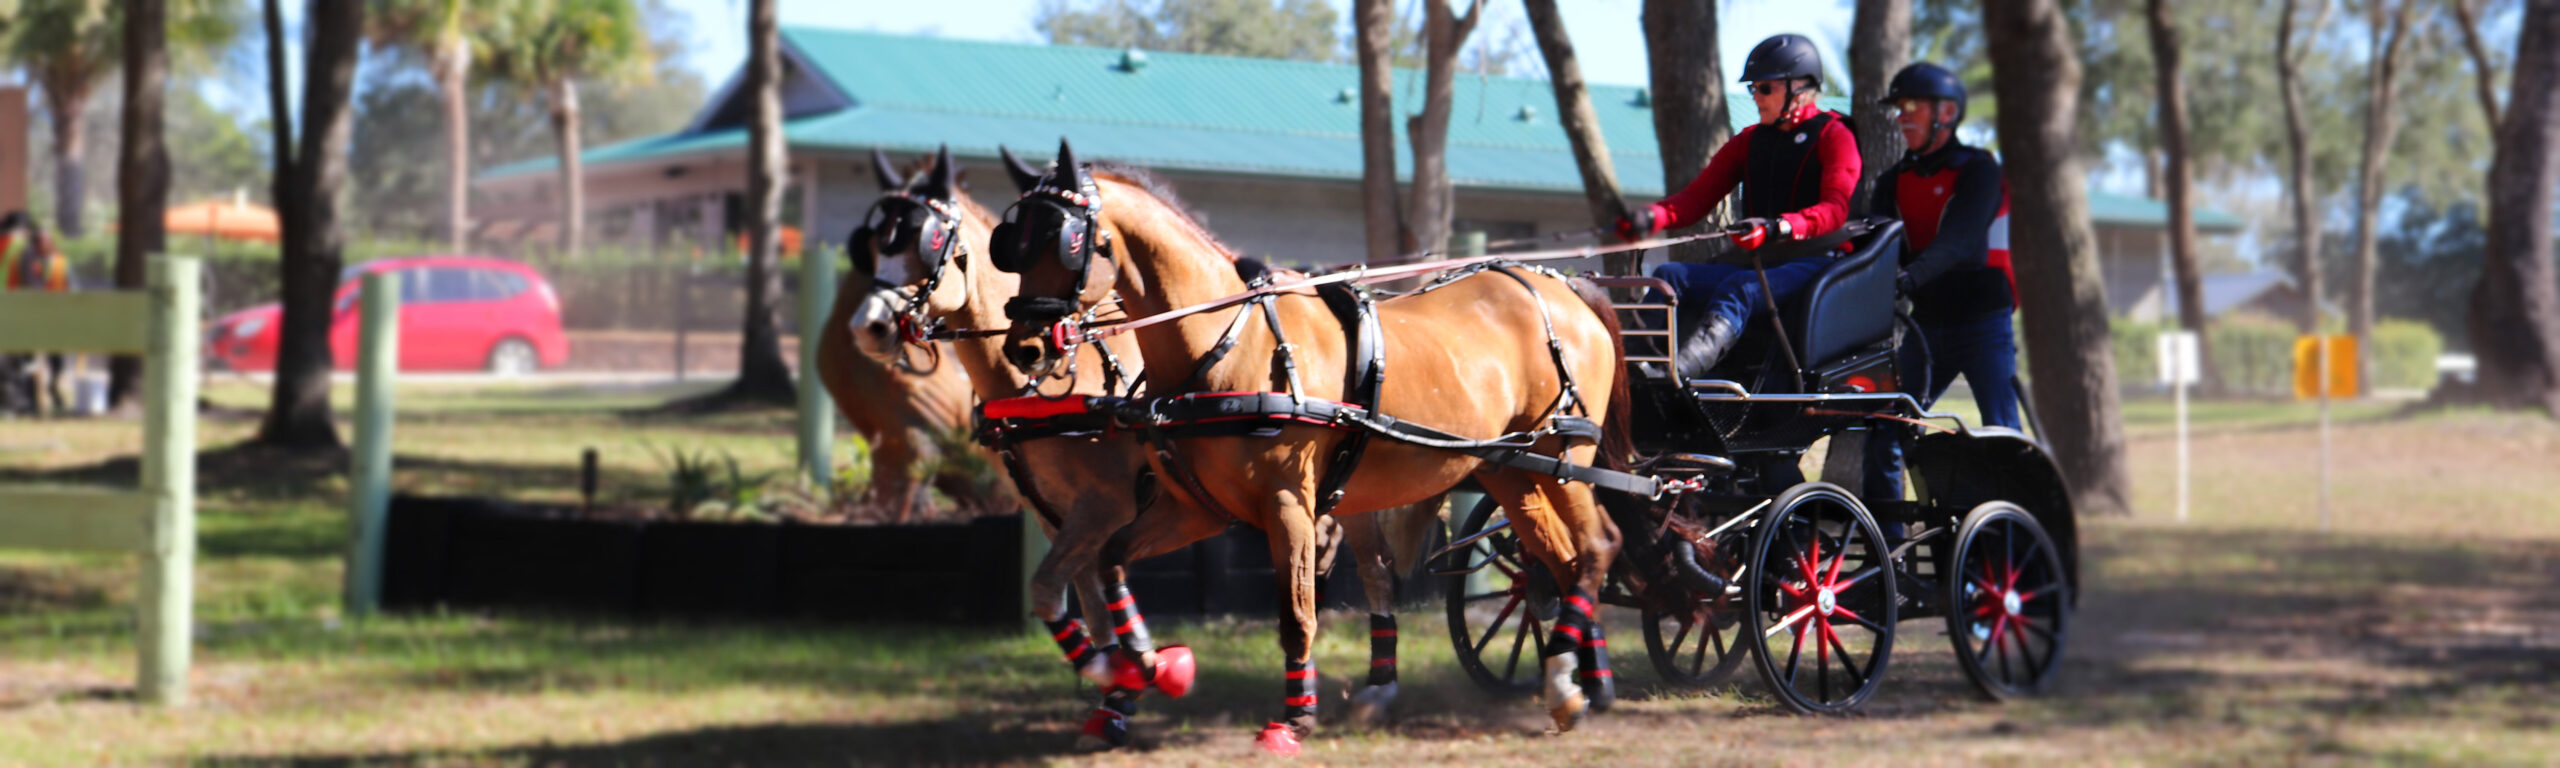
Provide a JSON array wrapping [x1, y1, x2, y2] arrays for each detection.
[[1253, 490, 1325, 756], [1539, 476, 1622, 714], [869, 429, 926, 523], [1340, 507, 1406, 727], [1475, 471, 1600, 732]]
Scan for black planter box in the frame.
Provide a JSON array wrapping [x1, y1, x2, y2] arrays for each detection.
[[382, 495, 1407, 626]]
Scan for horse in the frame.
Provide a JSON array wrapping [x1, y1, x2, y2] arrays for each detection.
[[993, 139, 1635, 752], [811, 274, 985, 522], [846, 146, 1442, 752]]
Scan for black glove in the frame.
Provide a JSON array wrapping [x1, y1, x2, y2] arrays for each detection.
[[1613, 205, 1659, 243]]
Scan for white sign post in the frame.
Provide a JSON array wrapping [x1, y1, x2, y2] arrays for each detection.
[[2158, 331, 2198, 522]]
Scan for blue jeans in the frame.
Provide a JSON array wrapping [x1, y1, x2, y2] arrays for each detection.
[[1649, 257, 1832, 337], [1863, 311, 2022, 510]]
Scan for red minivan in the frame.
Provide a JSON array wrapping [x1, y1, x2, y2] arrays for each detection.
[[208, 256, 570, 374]]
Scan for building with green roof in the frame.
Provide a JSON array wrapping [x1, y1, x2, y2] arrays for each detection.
[[476, 26, 2242, 315]]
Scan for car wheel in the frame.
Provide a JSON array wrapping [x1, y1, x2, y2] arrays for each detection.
[[486, 338, 538, 377]]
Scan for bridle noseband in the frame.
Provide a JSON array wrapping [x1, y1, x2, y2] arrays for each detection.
[[992, 177, 1114, 369]]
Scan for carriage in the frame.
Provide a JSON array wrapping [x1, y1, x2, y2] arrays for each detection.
[[1432, 217, 2081, 714]]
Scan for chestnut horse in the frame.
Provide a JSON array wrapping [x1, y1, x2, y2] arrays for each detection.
[[812, 282, 982, 521], [995, 140, 1633, 750], [846, 147, 1438, 751]]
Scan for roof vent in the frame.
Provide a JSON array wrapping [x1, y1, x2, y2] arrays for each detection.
[[1119, 48, 1148, 72], [1335, 88, 1355, 104], [1632, 88, 1651, 107], [1515, 104, 1538, 123]]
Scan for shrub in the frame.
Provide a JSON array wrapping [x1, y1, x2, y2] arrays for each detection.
[[2110, 317, 2161, 389], [2369, 318, 2443, 391], [2209, 312, 2300, 396]]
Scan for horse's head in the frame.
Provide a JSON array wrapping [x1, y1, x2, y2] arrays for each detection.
[[847, 144, 1005, 362], [993, 139, 1122, 375]]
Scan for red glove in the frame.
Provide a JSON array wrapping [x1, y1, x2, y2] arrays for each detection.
[[1725, 218, 1771, 250], [1613, 205, 1660, 244]]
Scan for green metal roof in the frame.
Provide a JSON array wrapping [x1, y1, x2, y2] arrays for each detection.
[[484, 26, 2238, 231]]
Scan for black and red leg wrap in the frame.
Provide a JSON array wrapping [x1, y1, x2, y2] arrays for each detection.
[[1564, 591, 1616, 710], [1545, 592, 1596, 655], [1102, 580, 1154, 655], [1367, 613, 1398, 686], [1282, 658, 1319, 723], [1044, 616, 1101, 671]]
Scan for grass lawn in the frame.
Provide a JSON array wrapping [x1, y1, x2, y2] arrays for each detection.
[[1, 381, 2555, 765]]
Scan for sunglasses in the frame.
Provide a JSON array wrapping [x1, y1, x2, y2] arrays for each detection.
[[1751, 82, 1790, 97]]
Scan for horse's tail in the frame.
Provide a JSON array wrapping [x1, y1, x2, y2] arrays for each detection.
[[1568, 277, 1636, 474]]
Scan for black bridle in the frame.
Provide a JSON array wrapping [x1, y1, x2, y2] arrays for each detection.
[[849, 189, 966, 373], [990, 177, 1114, 367]]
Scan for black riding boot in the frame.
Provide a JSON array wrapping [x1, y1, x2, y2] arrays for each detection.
[[1674, 315, 1742, 380]]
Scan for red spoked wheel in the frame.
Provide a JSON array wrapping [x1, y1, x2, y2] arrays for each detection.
[[1945, 500, 2071, 700], [1742, 482, 1897, 715], [1640, 514, 1753, 689], [1440, 494, 1554, 698]]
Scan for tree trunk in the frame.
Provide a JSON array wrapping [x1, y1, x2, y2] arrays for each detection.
[[1402, 0, 1483, 258], [1352, 0, 1401, 264], [2145, 0, 2218, 393], [1522, 0, 1627, 273], [1641, 0, 1726, 264], [2464, 0, 2560, 414], [728, 0, 796, 404], [258, 0, 364, 450], [2275, 0, 2329, 333], [42, 83, 87, 238], [1984, 0, 2132, 517], [438, 35, 471, 252], [1848, 0, 1909, 217], [2449, 0, 2503, 129], [549, 76, 584, 259], [2350, 0, 2414, 395], [113, 0, 172, 411]]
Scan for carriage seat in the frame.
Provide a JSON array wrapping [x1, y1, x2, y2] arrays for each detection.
[[1778, 218, 1904, 370]]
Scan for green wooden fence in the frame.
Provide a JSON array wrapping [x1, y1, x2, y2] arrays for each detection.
[[0, 255, 199, 705]]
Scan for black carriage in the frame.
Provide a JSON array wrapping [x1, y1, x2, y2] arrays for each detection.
[[1436, 217, 2080, 714]]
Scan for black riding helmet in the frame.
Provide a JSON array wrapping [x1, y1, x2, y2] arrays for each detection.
[[1887, 62, 1968, 159], [1739, 33, 1824, 88]]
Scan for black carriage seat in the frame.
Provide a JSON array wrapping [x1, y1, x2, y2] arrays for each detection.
[[1781, 218, 1904, 371], [1697, 217, 1905, 388]]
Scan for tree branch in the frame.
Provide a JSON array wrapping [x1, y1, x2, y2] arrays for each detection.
[[2450, 0, 2503, 127]]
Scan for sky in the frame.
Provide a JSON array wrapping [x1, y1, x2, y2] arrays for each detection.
[[657, 0, 1860, 92]]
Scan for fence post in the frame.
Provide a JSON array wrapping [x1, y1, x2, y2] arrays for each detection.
[[138, 255, 199, 706], [796, 251, 836, 492], [345, 271, 400, 618]]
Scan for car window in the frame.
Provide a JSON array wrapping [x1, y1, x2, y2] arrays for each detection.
[[474, 269, 528, 301], [421, 268, 478, 303], [399, 269, 433, 304]]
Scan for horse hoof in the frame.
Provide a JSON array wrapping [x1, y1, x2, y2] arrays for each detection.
[[1076, 702, 1132, 751], [1255, 722, 1303, 757], [1549, 690, 1589, 733], [1348, 681, 1398, 727]]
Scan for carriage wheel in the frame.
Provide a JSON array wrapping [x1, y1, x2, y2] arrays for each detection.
[[1641, 589, 1749, 690], [1640, 519, 1753, 689], [1440, 494, 1554, 698], [1742, 482, 1897, 715], [1945, 501, 2071, 700]]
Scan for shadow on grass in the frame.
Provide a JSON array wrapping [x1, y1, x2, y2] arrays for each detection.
[[192, 718, 1069, 767], [0, 441, 348, 502]]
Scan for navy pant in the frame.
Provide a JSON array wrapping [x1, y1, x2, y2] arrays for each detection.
[[1863, 311, 2023, 509], [1649, 257, 1832, 337]]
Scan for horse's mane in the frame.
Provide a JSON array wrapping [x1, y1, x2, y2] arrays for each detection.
[[1091, 163, 1238, 264]]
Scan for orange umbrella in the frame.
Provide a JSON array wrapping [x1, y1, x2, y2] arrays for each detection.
[[163, 197, 281, 243]]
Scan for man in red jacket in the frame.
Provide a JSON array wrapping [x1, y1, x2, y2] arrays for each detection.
[[1616, 33, 1861, 378], [1863, 61, 2023, 515]]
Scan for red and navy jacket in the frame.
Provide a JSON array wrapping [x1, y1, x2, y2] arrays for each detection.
[[1874, 141, 2012, 326], [1640, 104, 1861, 248]]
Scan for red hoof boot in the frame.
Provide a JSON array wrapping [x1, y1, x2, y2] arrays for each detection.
[[1074, 700, 1134, 751], [1255, 721, 1302, 757], [1108, 645, 1198, 698]]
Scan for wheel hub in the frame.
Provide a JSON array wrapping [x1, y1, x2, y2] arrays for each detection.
[[2001, 589, 2022, 618], [1815, 586, 1836, 616]]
